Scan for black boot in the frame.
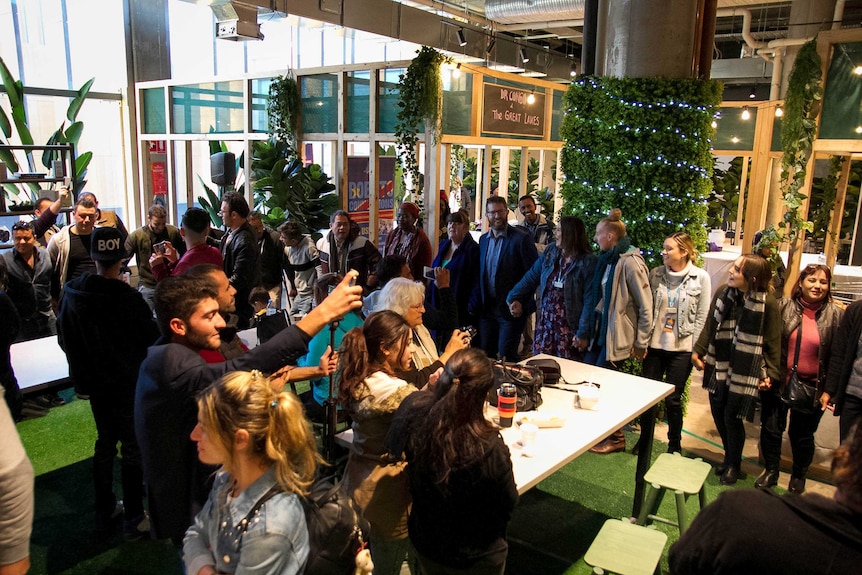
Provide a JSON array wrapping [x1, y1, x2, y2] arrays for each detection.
[[754, 468, 779, 489], [720, 465, 740, 485], [788, 475, 807, 494]]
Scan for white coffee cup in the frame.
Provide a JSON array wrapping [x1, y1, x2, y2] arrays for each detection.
[[578, 384, 600, 410]]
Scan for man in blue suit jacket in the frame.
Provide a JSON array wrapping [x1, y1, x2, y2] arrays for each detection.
[[474, 196, 539, 360]]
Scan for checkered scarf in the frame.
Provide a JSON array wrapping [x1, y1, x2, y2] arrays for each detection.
[[704, 286, 766, 418]]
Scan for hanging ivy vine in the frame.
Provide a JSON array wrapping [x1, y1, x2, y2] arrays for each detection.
[[756, 38, 822, 263], [395, 46, 451, 211], [267, 73, 300, 148], [559, 75, 722, 269]]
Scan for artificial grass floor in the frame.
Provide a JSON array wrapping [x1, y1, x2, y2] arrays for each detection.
[[17, 392, 771, 575]]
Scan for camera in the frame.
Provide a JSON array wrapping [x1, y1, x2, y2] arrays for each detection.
[[460, 325, 478, 339]]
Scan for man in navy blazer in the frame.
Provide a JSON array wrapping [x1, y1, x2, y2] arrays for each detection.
[[474, 195, 538, 360]]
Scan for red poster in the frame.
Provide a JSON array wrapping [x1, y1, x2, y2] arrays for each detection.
[[151, 161, 167, 195]]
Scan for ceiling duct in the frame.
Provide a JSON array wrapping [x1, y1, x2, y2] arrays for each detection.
[[485, 0, 586, 25], [211, 1, 264, 41]]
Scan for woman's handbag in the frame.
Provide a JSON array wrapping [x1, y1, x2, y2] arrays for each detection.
[[488, 361, 543, 411], [780, 321, 819, 414]]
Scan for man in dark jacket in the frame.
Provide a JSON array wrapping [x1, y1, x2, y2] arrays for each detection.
[[475, 196, 538, 360], [57, 227, 160, 540], [3, 221, 55, 341], [316, 210, 381, 295], [134, 270, 362, 545], [248, 211, 284, 309], [219, 192, 260, 329]]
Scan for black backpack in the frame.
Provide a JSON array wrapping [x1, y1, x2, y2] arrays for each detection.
[[302, 476, 370, 575]]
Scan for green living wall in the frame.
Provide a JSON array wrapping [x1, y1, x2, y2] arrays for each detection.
[[559, 76, 722, 268]]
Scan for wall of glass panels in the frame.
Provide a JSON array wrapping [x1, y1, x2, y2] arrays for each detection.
[[301, 74, 338, 133]]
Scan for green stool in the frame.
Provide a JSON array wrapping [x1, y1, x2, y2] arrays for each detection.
[[636, 452, 711, 534], [584, 519, 667, 575]]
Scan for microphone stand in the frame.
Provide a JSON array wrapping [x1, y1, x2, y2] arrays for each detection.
[[323, 318, 340, 464]]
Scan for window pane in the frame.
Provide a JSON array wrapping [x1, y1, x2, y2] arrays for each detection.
[[67, 0, 126, 91], [301, 74, 337, 134], [143, 88, 167, 134], [251, 78, 272, 133], [172, 81, 244, 134], [378, 68, 403, 134], [346, 71, 370, 133]]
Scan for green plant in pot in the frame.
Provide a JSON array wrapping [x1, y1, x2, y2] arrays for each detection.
[[395, 46, 451, 212], [251, 138, 337, 241], [0, 56, 93, 207]]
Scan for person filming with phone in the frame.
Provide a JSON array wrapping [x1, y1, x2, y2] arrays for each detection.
[[125, 204, 184, 311]]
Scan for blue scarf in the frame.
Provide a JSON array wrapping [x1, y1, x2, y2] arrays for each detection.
[[591, 236, 632, 348]]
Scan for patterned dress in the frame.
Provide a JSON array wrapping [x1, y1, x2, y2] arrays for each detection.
[[533, 256, 577, 359]]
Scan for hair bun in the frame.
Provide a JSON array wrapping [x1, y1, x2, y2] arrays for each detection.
[[608, 208, 622, 221]]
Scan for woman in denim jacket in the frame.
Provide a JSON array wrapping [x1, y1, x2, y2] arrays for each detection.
[[184, 371, 319, 575], [507, 216, 597, 359], [639, 232, 711, 454]]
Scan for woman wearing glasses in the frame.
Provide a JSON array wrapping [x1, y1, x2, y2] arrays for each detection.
[[757, 264, 843, 493]]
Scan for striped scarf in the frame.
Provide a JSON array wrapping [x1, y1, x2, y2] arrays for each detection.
[[704, 286, 767, 419]]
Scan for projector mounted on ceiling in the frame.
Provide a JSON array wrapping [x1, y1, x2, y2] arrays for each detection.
[[211, 1, 263, 41]]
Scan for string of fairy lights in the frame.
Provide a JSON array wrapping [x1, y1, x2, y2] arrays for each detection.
[[560, 76, 720, 265]]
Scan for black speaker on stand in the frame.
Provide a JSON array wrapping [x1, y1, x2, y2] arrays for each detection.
[[210, 152, 236, 187]]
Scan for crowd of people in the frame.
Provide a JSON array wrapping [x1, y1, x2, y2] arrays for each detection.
[[2, 188, 862, 575]]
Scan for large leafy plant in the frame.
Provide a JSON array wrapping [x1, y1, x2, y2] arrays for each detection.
[[251, 138, 337, 240], [267, 74, 300, 147], [395, 46, 450, 211], [560, 75, 722, 269], [0, 56, 94, 205]]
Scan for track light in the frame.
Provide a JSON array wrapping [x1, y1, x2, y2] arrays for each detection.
[[486, 36, 496, 54], [457, 27, 467, 47], [741, 106, 751, 120], [775, 106, 783, 118], [520, 47, 529, 64]]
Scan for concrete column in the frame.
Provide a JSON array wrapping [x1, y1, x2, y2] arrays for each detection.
[[598, 0, 699, 78]]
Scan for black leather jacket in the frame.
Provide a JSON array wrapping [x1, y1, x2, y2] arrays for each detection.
[[778, 297, 843, 392]]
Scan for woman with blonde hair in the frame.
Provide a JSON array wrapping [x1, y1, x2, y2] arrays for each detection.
[[183, 370, 320, 575], [339, 310, 420, 575], [693, 254, 781, 485], [639, 232, 711, 454], [582, 208, 653, 454]]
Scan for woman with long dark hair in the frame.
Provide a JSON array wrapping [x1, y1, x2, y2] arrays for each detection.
[[506, 215, 597, 359], [183, 370, 321, 575], [692, 254, 781, 485], [339, 310, 418, 575], [639, 232, 711, 454], [405, 348, 518, 574], [757, 264, 843, 493]]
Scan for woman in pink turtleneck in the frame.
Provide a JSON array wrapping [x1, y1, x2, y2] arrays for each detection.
[[757, 264, 844, 493]]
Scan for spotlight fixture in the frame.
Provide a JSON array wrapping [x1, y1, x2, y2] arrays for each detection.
[[775, 106, 784, 118], [457, 27, 467, 47], [520, 47, 529, 64], [486, 36, 496, 54], [749, 86, 757, 99], [527, 90, 536, 105], [855, 65, 862, 75], [741, 106, 751, 121]]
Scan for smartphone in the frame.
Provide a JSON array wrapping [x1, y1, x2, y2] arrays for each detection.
[[153, 241, 167, 255], [423, 266, 436, 280]]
